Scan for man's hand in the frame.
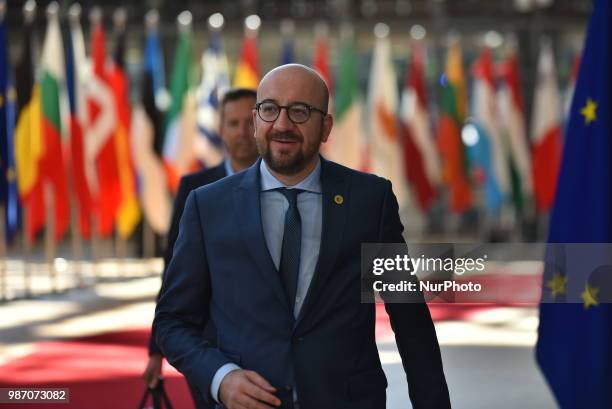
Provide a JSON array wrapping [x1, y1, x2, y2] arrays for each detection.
[[142, 353, 163, 388], [219, 369, 281, 409]]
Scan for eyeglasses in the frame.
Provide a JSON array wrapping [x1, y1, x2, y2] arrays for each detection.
[[255, 101, 326, 124]]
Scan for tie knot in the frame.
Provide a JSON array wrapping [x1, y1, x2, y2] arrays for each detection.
[[278, 188, 303, 208]]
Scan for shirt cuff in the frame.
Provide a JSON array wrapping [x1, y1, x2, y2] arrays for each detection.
[[210, 363, 241, 403]]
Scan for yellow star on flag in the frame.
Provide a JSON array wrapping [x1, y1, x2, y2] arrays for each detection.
[[546, 273, 567, 298], [581, 282, 599, 309], [580, 98, 597, 125], [6, 168, 16, 183]]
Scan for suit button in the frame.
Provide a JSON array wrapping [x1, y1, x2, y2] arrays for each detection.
[[284, 384, 292, 391], [291, 336, 303, 344]]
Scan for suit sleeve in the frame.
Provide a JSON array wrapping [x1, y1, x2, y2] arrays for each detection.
[[378, 180, 451, 409], [153, 191, 233, 404], [164, 177, 196, 270], [148, 177, 196, 355]]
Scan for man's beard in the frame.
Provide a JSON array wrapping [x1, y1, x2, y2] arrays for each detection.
[[258, 131, 321, 175]]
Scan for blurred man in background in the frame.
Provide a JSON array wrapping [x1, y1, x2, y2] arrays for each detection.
[[143, 88, 258, 408]]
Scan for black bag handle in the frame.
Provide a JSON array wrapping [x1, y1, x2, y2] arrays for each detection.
[[138, 378, 174, 409]]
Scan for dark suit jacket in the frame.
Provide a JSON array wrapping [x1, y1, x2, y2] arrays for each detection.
[[154, 157, 450, 409], [148, 163, 227, 355]]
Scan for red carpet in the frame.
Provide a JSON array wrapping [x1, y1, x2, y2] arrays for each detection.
[[0, 330, 194, 409], [0, 303, 529, 408]]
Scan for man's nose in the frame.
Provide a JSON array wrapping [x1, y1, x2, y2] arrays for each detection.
[[272, 107, 294, 132]]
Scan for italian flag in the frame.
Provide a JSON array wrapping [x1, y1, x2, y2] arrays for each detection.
[[325, 30, 366, 171], [497, 46, 533, 214], [163, 21, 197, 192]]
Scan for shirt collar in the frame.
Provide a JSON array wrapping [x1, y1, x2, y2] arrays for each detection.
[[224, 158, 236, 176], [260, 157, 322, 193]]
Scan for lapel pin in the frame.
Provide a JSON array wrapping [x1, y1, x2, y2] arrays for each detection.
[[334, 194, 344, 205]]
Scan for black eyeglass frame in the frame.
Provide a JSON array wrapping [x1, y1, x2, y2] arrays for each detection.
[[255, 100, 327, 124]]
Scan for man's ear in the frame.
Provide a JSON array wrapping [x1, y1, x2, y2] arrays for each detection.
[[252, 109, 258, 136], [321, 114, 333, 143]]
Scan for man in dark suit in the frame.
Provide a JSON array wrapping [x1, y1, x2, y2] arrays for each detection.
[[154, 64, 450, 409], [143, 88, 259, 408]]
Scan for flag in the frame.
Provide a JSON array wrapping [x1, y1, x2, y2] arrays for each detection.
[[312, 28, 333, 111], [14, 16, 45, 242], [367, 28, 407, 206], [87, 21, 119, 237], [0, 18, 18, 241], [437, 42, 472, 213], [536, 1, 612, 407], [130, 27, 171, 235], [162, 24, 196, 192], [39, 8, 70, 242], [65, 10, 93, 239], [109, 24, 140, 238], [280, 20, 295, 65], [399, 45, 441, 212], [468, 47, 511, 215], [312, 26, 336, 161], [194, 30, 228, 168], [497, 46, 533, 214], [233, 31, 259, 89], [564, 53, 581, 124], [145, 23, 166, 152], [280, 37, 294, 65], [324, 30, 366, 170], [531, 39, 563, 212]]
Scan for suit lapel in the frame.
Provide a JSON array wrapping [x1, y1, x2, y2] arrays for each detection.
[[233, 159, 292, 312], [296, 157, 349, 327]]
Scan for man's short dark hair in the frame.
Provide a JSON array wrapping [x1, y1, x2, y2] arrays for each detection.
[[220, 88, 257, 119]]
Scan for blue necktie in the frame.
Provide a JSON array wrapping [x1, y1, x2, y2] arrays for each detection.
[[278, 188, 303, 310]]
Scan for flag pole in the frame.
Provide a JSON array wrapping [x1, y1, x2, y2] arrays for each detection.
[[142, 220, 156, 275], [113, 6, 129, 279], [0, 204, 6, 301], [69, 191, 84, 287], [114, 228, 127, 277], [21, 209, 32, 298], [44, 183, 58, 293]]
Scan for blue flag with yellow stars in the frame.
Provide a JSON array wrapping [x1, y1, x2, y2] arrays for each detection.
[[0, 14, 19, 242], [536, 0, 612, 407]]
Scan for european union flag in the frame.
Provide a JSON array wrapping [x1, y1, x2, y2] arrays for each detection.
[[0, 15, 19, 242], [536, 0, 612, 408]]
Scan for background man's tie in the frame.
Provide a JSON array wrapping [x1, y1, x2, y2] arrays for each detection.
[[278, 188, 303, 310]]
